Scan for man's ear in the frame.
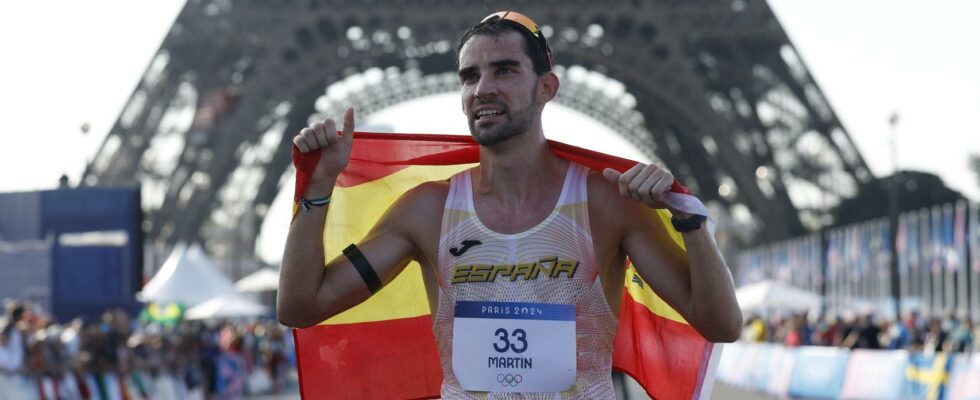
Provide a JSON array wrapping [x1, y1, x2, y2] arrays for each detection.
[[537, 72, 560, 103]]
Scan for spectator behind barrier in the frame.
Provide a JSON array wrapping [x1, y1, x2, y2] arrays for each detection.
[[0, 298, 295, 399]]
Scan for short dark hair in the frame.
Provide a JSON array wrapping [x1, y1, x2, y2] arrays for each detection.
[[456, 14, 553, 75]]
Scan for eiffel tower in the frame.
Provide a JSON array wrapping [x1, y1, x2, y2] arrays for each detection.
[[83, 0, 873, 256]]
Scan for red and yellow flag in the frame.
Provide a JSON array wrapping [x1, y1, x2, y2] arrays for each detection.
[[291, 132, 721, 399]]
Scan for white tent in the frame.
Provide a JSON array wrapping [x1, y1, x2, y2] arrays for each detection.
[[185, 292, 272, 320], [137, 243, 236, 306], [235, 267, 280, 292], [736, 280, 822, 313]]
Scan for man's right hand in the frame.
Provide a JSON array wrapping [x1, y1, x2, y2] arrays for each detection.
[[292, 107, 355, 194]]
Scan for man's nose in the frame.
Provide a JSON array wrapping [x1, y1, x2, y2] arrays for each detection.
[[474, 76, 498, 99]]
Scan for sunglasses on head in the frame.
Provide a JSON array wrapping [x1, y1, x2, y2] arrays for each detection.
[[481, 11, 553, 70], [482, 11, 542, 38]]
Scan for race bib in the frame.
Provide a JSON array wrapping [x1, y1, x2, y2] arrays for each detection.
[[452, 301, 576, 392]]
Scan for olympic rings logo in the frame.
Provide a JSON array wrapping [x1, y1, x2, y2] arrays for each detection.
[[497, 373, 523, 387]]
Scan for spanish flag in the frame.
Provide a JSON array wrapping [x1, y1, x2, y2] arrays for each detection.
[[291, 132, 721, 399]]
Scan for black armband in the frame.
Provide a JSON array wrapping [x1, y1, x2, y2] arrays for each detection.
[[343, 244, 382, 294], [671, 214, 707, 232]]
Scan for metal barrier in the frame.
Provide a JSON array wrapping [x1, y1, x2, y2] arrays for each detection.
[[717, 342, 980, 400]]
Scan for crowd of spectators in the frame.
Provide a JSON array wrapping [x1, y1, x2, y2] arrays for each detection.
[[742, 309, 979, 353], [0, 299, 293, 399]]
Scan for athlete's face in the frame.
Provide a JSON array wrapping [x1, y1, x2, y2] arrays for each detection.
[[458, 32, 541, 146]]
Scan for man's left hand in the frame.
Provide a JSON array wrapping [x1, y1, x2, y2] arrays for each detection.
[[602, 163, 675, 210]]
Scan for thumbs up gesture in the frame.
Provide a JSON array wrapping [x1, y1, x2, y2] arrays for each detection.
[[293, 107, 356, 186]]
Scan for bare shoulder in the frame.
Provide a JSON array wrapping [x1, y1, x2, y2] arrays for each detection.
[[360, 178, 449, 260], [382, 179, 449, 224], [385, 179, 449, 263], [403, 180, 449, 210], [586, 170, 621, 207], [585, 170, 642, 226]]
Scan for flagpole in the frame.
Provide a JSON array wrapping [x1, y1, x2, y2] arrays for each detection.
[[887, 112, 902, 318], [921, 208, 933, 316], [898, 214, 909, 315], [861, 223, 870, 311], [955, 201, 968, 317], [970, 202, 980, 322], [876, 219, 887, 316], [943, 204, 955, 314], [931, 206, 944, 316]]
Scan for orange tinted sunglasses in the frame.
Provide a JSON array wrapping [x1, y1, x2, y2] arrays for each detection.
[[482, 11, 542, 38], [481, 11, 552, 70]]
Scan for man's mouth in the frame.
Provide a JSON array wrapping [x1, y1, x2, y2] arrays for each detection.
[[475, 109, 505, 121]]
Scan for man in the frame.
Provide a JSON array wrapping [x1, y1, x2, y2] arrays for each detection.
[[278, 11, 741, 397]]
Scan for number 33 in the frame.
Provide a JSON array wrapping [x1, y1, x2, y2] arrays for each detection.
[[493, 328, 528, 353]]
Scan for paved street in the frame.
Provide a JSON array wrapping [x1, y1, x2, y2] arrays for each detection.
[[619, 373, 774, 400], [711, 384, 775, 400], [250, 373, 777, 399]]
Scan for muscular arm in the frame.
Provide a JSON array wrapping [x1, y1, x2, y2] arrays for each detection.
[[621, 207, 742, 342], [277, 108, 425, 328], [599, 165, 742, 343], [277, 184, 423, 328]]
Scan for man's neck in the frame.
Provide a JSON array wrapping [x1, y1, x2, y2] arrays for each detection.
[[474, 128, 567, 206]]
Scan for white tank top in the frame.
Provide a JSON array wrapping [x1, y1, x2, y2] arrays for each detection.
[[434, 163, 618, 399]]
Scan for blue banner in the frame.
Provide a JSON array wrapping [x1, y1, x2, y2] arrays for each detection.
[[788, 346, 849, 399]]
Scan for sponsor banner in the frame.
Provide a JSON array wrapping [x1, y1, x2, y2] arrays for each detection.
[[716, 341, 745, 384], [788, 346, 849, 399], [840, 349, 909, 399], [766, 345, 796, 398], [727, 343, 761, 388], [741, 343, 794, 396], [746, 343, 774, 392], [720, 343, 980, 400], [948, 353, 980, 400]]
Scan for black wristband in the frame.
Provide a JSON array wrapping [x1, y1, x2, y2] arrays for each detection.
[[343, 244, 382, 294], [299, 196, 331, 212], [671, 214, 707, 232]]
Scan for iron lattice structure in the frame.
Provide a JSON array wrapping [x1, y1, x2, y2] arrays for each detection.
[[84, 0, 872, 256]]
